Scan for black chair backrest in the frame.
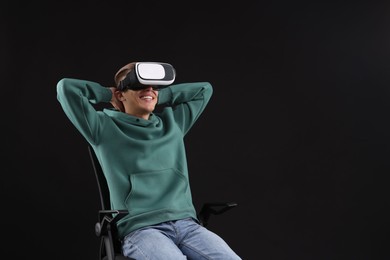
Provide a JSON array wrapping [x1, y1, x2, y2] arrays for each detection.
[[88, 145, 111, 210], [88, 145, 132, 260]]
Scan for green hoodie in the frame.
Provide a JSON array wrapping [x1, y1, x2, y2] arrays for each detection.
[[56, 78, 213, 239]]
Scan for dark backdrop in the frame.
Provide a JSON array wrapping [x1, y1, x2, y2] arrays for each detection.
[[2, 1, 390, 259]]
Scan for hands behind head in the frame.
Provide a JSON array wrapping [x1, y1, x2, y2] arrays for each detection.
[[109, 87, 125, 112]]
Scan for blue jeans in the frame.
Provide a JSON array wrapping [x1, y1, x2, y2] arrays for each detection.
[[122, 218, 241, 260]]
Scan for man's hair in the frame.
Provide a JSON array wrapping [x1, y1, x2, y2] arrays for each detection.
[[114, 62, 137, 88]]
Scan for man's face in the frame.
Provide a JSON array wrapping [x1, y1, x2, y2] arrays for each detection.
[[121, 86, 159, 116]]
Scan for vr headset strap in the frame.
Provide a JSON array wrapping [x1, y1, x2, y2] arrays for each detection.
[[119, 70, 141, 91]]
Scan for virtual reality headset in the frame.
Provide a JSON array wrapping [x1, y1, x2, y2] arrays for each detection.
[[118, 62, 176, 91]]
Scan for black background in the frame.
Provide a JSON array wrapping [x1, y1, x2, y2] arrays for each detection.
[[2, 1, 390, 259]]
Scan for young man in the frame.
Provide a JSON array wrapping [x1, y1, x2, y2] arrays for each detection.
[[56, 61, 241, 259]]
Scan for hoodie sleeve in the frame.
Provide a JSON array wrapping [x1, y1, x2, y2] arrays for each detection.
[[157, 82, 213, 135], [56, 78, 112, 144]]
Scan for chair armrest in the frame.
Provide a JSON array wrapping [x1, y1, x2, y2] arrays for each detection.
[[95, 209, 129, 237], [198, 202, 238, 227]]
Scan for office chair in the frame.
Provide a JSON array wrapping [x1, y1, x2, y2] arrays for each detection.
[[87, 145, 237, 260]]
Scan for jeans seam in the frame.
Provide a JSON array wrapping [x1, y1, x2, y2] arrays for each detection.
[[180, 242, 211, 260]]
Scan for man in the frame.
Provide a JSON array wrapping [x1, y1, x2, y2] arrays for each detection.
[[56, 61, 241, 259]]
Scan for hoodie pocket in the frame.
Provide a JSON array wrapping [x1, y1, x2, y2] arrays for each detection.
[[125, 168, 190, 216]]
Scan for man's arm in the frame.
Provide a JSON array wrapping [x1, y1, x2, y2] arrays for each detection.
[[56, 78, 112, 144], [157, 82, 213, 134]]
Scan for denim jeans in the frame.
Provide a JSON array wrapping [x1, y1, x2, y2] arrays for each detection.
[[122, 217, 241, 260]]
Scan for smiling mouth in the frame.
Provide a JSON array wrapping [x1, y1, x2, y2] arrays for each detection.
[[140, 95, 153, 101]]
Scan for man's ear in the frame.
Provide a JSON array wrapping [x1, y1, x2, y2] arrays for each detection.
[[116, 90, 126, 101]]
